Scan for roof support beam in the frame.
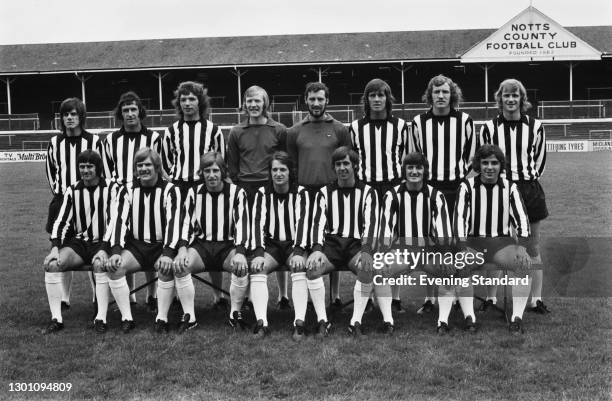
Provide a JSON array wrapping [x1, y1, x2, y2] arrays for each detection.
[[393, 62, 412, 104]]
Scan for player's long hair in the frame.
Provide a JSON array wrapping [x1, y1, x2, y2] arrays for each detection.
[[242, 86, 270, 120], [362, 78, 395, 117], [133, 148, 165, 180], [472, 144, 506, 174], [114, 91, 147, 123], [198, 151, 228, 180], [172, 81, 210, 121], [267, 151, 297, 192], [59, 97, 86, 132], [494, 79, 532, 113], [77, 149, 103, 176], [422, 75, 463, 109], [331, 146, 360, 176], [401, 152, 430, 181]]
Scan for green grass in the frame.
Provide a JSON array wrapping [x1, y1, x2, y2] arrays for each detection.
[[0, 152, 611, 401]]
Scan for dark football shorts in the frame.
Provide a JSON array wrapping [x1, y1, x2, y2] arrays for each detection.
[[63, 238, 104, 265], [515, 180, 549, 223], [322, 235, 361, 270], [190, 239, 234, 271], [466, 237, 517, 263], [124, 239, 163, 270], [265, 238, 293, 266]]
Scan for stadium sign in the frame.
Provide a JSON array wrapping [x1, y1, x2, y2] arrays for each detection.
[[461, 7, 601, 62], [546, 140, 589, 152], [0, 151, 46, 162]]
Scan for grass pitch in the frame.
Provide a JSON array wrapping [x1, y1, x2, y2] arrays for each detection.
[[0, 152, 611, 401]]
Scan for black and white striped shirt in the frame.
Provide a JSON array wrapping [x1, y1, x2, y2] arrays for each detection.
[[301, 181, 379, 254], [51, 179, 118, 247], [106, 179, 182, 257], [479, 114, 546, 181], [103, 126, 162, 185], [181, 183, 249, 254], [349, 116, 410, 182], [380, 184, 452, 248], [410, 109, 475, 182], [161, 119, 225, 183], [454, 176, 530, 243], [46, 131, 103, 195], [251, 185, 301, 257]]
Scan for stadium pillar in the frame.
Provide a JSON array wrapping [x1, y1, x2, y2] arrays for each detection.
[[569, 62, 573, 101], [74, 73, 91, 105], [400, 62, 405, 104], [2, 77, 13, 114], [318, 67, 322, 83], [393, 63, 410, 104], [484, 64, 489, 102], [232, 67, 247, 108], [154, 72, 168, 110]]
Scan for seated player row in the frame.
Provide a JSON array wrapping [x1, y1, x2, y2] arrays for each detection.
[[43, 143, 533, 338]]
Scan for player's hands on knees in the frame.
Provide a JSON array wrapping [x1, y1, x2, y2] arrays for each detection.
[[289, 254, 306, 272], [43, 247, 60, 271], [306, 251, 325, 271], [356, 251, 374, 272], [231, 253, 248, 277], [155, 255, 174, 275], [173, 247, 188, 273], [106, 254, 122, 273], [250, 256, 265, 273], [92, 250, 109, 271]]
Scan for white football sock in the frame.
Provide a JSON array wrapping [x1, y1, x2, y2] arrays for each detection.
[[351, 280, 372, 325], [437, 286, 454, 325], [250, 274, 268, 325], [175, 274, 195, 322], [94, 273, 110, 323], [230, 274, 249, 318], [374, 282, 393, 325], [156, 279, 175, 322], [307, 277, 327, 322], [45, 272, 64, 322], [109, 276, 133, 321], [61, 271, 73, 304], [457, 284, 475, 321], [291, 272, 308, 324], [512, 277, 532, 322]]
